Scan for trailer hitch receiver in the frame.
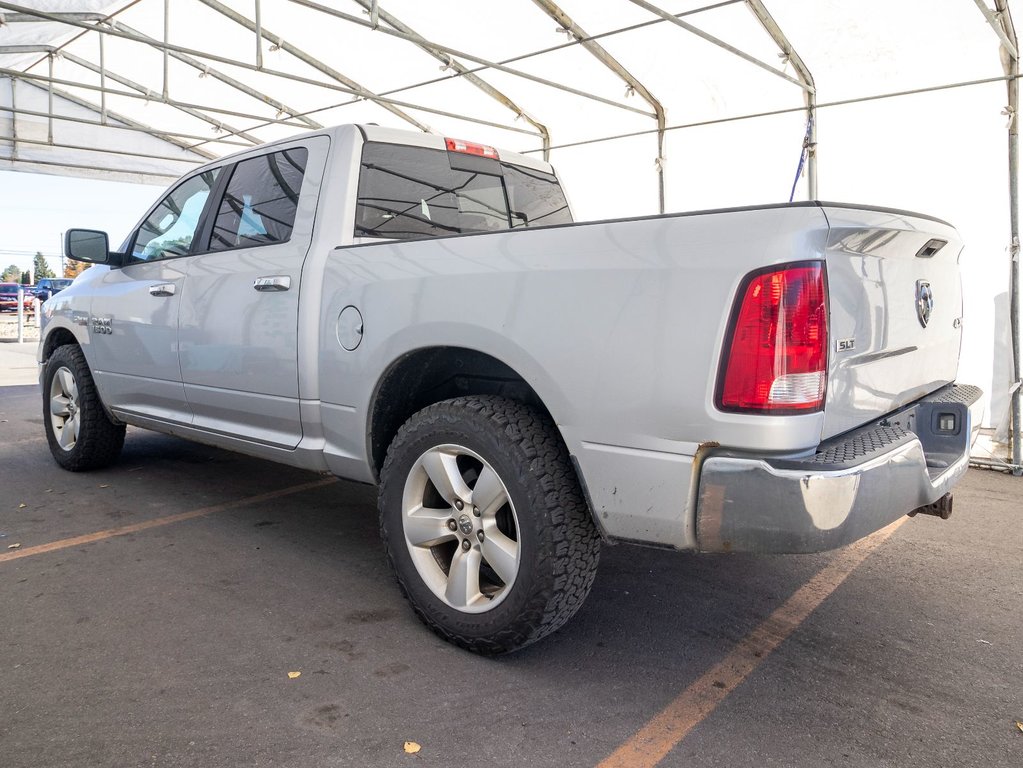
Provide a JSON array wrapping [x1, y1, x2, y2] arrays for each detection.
[[908, 493, 953, 520]]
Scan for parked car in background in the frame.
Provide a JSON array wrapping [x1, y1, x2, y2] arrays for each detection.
[[33, 277, 74, 302], [0, 282, 35, 312]]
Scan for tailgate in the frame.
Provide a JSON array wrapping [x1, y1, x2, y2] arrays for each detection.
[[821, 204, 964, 439]]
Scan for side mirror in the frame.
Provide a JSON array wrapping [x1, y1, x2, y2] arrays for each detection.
[[65, 229, 120, 265]]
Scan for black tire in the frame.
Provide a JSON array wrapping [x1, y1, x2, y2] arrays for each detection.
[[379, 395, 601, 654], [42, 344, 125, 471]]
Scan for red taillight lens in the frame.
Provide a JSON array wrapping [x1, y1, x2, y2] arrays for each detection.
[[718, 262, 828, 413], [445, 137, 499, 159]]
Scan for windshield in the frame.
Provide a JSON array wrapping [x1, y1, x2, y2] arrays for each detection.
[[354, 143, 572, 240]]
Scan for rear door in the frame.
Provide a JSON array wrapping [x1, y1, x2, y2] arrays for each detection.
[[87, 168, 221, 423], [178, 136, 328, 448], [822, 205, 964, 438]]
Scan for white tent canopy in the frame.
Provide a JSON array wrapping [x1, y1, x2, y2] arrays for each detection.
[[1, 0, 1020, 472]]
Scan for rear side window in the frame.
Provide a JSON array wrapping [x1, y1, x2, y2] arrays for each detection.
[[355, 143, 571, 240], [503, 164, 572, 228], [209, 147, 308, 251]]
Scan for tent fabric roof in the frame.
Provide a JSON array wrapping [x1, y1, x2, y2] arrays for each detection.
[[0, 0, 1012, 192]]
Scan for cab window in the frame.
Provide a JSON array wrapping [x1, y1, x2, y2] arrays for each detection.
[[354, 142, 572, 240], [208, 148, 308, 252], [131, 169, 220, 262]]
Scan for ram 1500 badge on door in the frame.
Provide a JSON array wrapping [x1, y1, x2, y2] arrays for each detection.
[[40, 124, 981, 653]]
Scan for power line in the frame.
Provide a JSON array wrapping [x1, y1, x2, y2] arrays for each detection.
[[0, 249, 62, 257]]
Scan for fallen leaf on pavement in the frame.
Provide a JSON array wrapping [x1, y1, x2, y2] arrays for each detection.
[[1015, 721, 1023, 733], [7, 543, 21, 550], [287, 671, 301, 679], [403, 741, 421, 755]]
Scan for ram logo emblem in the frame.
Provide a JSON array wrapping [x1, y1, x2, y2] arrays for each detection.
[[915, 280, 933, 328]]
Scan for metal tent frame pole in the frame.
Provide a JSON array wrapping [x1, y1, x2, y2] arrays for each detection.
[[974, 0, 1022, 474], [286, 0, 653, 118], [629, 0, 816, 201], [0, 64, 314, 129], [992, 1, 1023, 475], [745, 0, 817, 200], [349, 0, 552, 160], [108, 20, 322, 131], [57, 52, 263, 145], [0, 3, 543, 141], [195, 0, 433, 134], [532, 0, 667, 213]]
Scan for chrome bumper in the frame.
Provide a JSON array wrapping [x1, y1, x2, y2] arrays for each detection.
[[695, 384, 983, 554]]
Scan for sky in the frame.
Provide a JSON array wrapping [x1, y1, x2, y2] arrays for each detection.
[[0, 0, 1017, 430], [0, 169, 161, 276]]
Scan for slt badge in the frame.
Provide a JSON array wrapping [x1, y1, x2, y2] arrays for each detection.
[[915, 280, 933, 328]]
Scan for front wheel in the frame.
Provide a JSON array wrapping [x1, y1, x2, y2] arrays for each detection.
[[43, 344, 125, 471], [379, 396, 601, 654]]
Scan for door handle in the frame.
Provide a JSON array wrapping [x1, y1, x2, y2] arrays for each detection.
[[253, 275, 291, 292], [149, 283, 176, 297]]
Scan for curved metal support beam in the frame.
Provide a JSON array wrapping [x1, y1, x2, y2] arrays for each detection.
[[976, 0, 1018, 59], [287, 0, 652, 118], [0, 6, 323, 131], [58, 51, 262, 145], [0, 99, 248, 150], [530, 0, 666, 213], [628, 0, 809, 91], [107, 20, 322, 131], [0, 65, 314, 129], [196, 0, 432, 133], [745, 0, 817, 199], [4, 78, 218, 159], [349, 0, 552, 160], [1, 11, 105, 22], [0, 5, 539, 144]]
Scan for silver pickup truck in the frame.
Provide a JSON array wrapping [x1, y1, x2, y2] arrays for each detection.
[[40, 124, 981, 653]]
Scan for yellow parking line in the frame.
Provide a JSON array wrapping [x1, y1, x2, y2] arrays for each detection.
[[0, 477, 336, 564], [598, 517, 908, 768]]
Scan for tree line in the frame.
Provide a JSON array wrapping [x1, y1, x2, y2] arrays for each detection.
[[1, 252, 87, 283]]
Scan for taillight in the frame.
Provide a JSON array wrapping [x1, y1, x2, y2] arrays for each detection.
[[445, 137, 499, 159], [717, 262, 828, 413]]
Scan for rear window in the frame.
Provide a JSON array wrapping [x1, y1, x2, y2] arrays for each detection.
[[355, 143, 571, 240]]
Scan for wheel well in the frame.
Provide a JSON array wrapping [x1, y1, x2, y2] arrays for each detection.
[[42, 327, 78, 363], [368, 347, 553, 479]]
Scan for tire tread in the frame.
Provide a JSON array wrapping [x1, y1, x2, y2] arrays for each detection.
[[43, 344, 125, 471], [379, 396, 601, 654]]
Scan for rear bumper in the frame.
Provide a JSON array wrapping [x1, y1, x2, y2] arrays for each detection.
[[695, 384, 982, 553]]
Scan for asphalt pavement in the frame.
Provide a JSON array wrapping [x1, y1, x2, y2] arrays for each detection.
[[0, 381, 1020, 768]]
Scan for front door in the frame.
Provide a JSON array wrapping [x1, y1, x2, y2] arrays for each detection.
[[87, 168, 221, 423], [178, 138, 326, 448]]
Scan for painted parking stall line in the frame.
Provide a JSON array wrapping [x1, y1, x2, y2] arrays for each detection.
[[598, 517, 908, 768], [0, 477, 336, 564]]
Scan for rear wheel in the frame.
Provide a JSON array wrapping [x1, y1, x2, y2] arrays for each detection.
[[43, 344, 125, 471], [379, 396, 601, 654]]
